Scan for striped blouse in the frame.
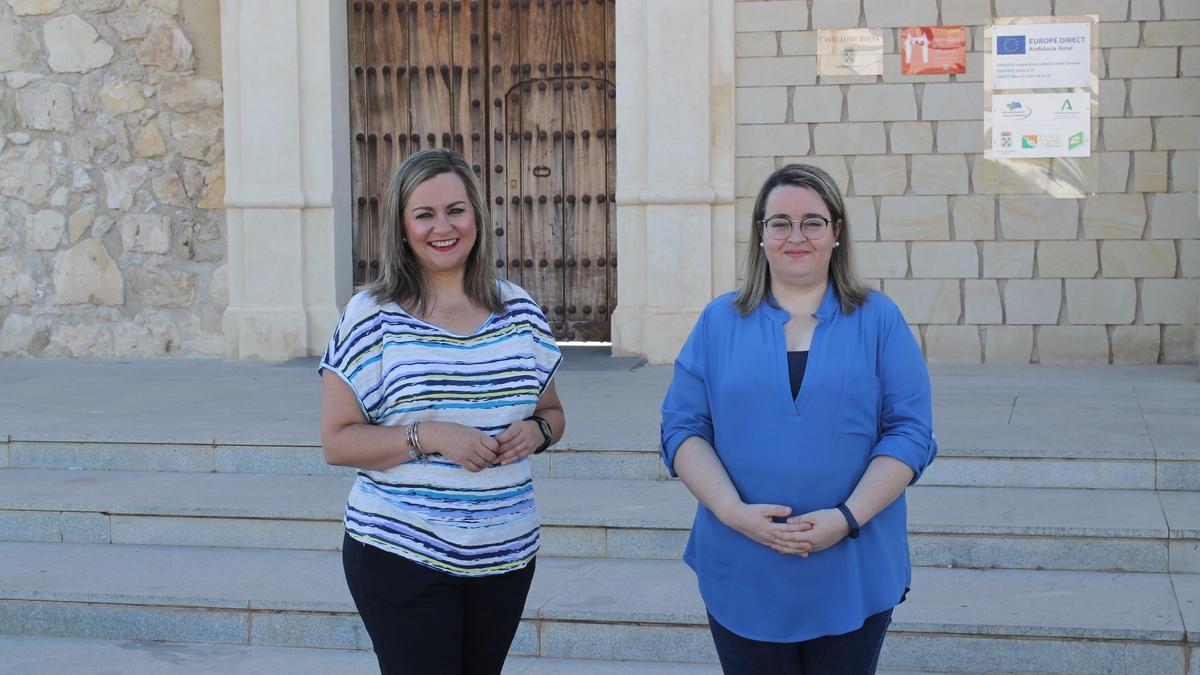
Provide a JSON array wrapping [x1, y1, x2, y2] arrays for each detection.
[[319, 281, 562, 577]]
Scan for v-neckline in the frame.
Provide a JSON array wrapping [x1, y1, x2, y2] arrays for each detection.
[[775, 311, 824, 413], [764, 284, 838, 414]]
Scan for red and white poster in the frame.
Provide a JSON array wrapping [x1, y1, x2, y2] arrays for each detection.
[[901, 26, 967, 75]]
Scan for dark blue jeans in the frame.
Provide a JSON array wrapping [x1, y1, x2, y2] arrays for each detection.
[[707, 608, 893, 675]]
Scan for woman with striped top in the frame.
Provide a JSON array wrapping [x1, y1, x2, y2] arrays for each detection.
[[319, 149, 565, 675]]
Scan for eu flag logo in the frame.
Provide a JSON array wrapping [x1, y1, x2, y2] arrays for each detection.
[[997, 35, 1026, 55]]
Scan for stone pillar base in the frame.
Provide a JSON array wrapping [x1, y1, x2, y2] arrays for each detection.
[[612, 306, 708, 364], [223, 307, 310, 361]]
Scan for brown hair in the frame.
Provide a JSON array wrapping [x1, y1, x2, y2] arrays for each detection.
[[367, 148, 502, 315], [734, 163, 870, 316]]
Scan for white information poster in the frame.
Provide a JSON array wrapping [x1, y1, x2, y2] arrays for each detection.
[[817, 28, 884, 76], [991, 92, 1091, 158], [992, 22, 1092, 90]]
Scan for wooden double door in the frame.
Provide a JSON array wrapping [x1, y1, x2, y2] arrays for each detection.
[[348, 0, 616, 341]]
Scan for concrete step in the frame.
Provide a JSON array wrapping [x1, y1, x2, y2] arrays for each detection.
[[0, 635, 930, 675], [0, 635, 938, 675], [0, 635, 379, 675], [4, 434, 1197, 490], [1, 469, 1196, 573], [0, 636, 726, 675], [0, 542, 1194, 673]]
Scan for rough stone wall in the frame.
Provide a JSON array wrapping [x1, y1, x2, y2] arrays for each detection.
[[734, 0, 1199, 364], [0, 0, 225, 357]]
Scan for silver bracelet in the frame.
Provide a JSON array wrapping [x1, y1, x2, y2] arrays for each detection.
[[407, 422, 426, 463]]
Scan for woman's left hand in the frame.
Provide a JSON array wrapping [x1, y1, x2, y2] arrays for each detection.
[[494, 420, 543, 465], [770, 508, 851, 556]]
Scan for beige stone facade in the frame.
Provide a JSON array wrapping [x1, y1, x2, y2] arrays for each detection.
[[735, 0, 1199, 364], [0, 0, 225, 357]]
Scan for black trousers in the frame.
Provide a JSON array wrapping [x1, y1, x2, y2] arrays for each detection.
[[342, 533, 535, 675], [708, 608, 893, 675]]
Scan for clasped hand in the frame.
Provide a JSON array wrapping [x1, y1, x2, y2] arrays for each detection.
[[722, 503, 851, 557], [421, 420, 541, 472]]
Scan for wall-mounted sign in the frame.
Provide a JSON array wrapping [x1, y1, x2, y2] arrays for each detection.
[[991, 22, 1091, 89], [901, 26, 967, 75], [991, 92, 1091, 158], [817, 28, 884, 76]]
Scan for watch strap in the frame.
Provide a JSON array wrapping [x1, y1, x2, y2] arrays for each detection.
[[527, 415, 552, 454], [836, 503, 860, 539]]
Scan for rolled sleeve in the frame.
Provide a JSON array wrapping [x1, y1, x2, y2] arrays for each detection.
[[869, 308, 937, 482], [660, 312, 715, 478]]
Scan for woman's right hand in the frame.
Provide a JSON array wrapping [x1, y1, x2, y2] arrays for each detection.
[[717, 502, 804, 548], [417, 421, 500, 472]]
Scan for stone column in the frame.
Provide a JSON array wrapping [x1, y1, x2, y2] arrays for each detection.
[[219, 0, 352, 360], [611, 0, 737, 364]]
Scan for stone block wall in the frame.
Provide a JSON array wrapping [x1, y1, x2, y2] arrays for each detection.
[[0, 0, 225, 357], [735, 0, 1199, 364]]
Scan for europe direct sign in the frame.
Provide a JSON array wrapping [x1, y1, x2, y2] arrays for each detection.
[[991, 22, 1091, 90]]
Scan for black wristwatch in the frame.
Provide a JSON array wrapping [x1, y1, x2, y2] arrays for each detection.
[[836, 503, 860, 539], [527, 415, 553, 454]]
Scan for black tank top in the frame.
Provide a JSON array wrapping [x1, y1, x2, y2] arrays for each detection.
[[787, 350, 809, 399]]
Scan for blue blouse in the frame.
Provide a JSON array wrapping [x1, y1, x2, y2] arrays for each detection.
[[660, 284, 937, 642]]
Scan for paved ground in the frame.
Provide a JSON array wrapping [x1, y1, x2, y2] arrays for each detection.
[[0, 349, 1197, 457]]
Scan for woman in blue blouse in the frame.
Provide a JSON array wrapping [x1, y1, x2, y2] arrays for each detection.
[[661, 164, 936, 674]]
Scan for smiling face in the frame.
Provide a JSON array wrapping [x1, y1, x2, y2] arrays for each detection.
[[403, 171, 478, 277], [761, 184, 841, 290]]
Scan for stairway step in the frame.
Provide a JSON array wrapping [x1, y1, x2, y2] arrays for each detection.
[[1, 469, 1195, 573], [0, 636, 1160, 675], [1, 436, 346, 476], [0, 635, 378, 675], [508, 657, 723, 674], [2, 362, 1199, 491], [5, 435, 1197, 490], [906, 484, 1190, 574], [0, 636, 731, 675], [0, 542, 1193, 672]]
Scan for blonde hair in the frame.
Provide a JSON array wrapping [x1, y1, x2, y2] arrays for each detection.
[[734, 163, 870, 316], [367, 148, 502, 315]]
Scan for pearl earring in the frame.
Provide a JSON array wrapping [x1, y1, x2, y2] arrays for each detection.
[[759, 241, 764, 248], [833, 241, 840, 247]]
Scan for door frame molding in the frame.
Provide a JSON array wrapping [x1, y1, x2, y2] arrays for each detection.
[[611, 0, 737, 363], [219, 0, 354, 360]]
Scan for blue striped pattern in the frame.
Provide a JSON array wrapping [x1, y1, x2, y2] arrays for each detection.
[[320, 281, 561, 576]]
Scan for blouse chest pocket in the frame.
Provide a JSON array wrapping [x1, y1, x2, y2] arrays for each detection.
[[835, 369, 881, 439]]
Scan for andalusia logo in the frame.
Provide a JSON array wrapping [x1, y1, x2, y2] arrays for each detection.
[[1021, 135, 1038, 149], [1068, 131, 1085, 149]]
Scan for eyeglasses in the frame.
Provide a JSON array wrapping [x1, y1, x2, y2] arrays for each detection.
[[760, 215, 833, 241]]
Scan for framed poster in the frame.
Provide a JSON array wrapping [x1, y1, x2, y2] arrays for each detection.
[[982, 15, 1100, 196], [901, 26, 967, 75], [817, 28, 884, 76]]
